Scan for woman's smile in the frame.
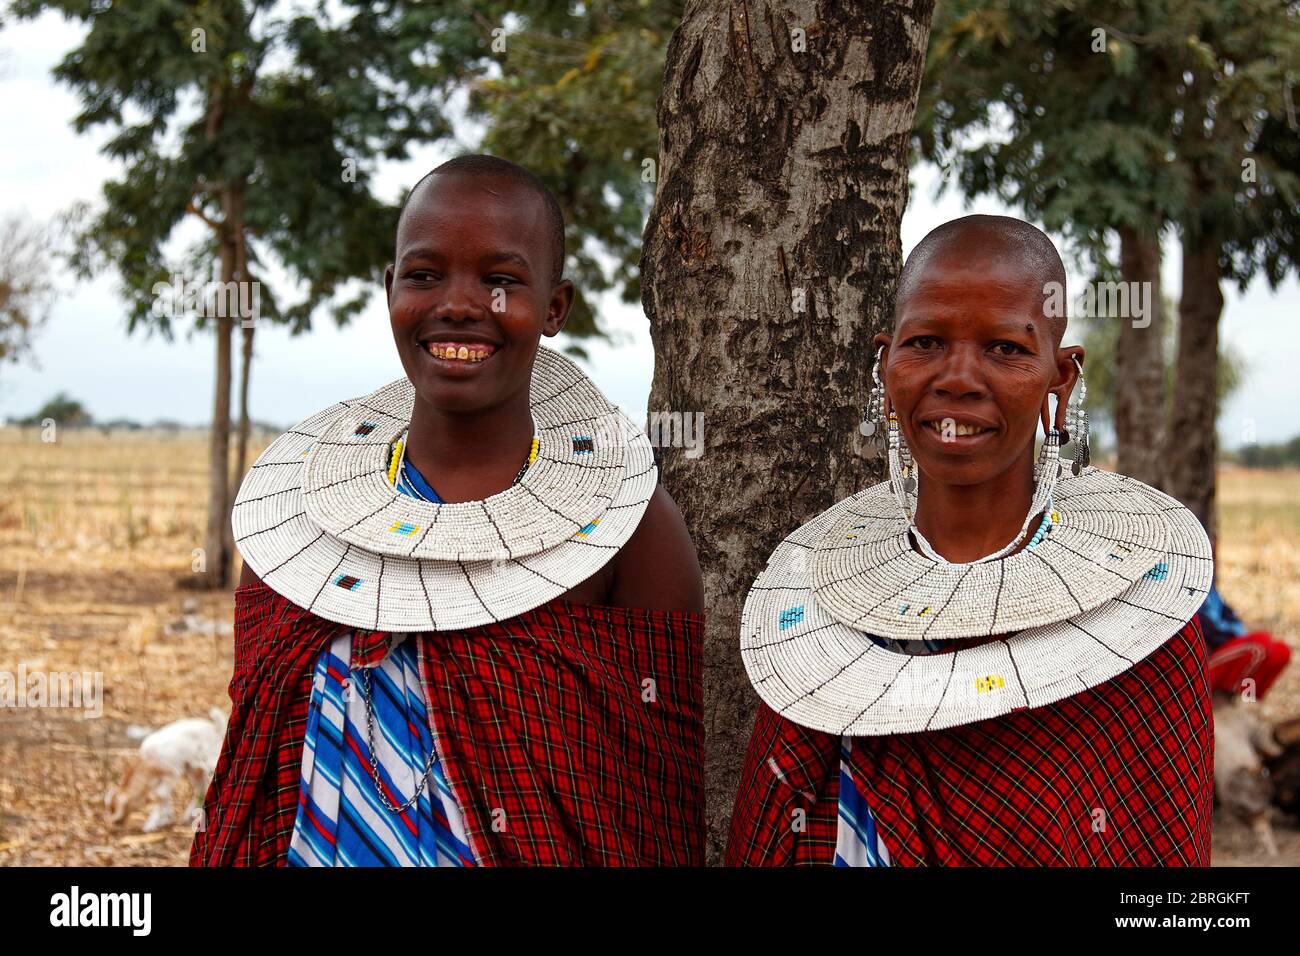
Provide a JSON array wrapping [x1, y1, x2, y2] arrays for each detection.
[[417, 337, 502, 377], [916, 412, 1000, 449]]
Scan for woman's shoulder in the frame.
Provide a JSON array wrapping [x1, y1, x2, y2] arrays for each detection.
[[609, 484, 705, 613], [237, 559, 263, 590]]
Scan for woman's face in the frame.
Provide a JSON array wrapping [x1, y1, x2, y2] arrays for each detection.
[[384, 173, 573, 415], [873, 255, 1080, 488]]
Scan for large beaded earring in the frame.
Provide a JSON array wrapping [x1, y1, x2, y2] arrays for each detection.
[[1065, 356, 1090, 476], [887, 404, 918, 521], [858, 346, 888, 460], [1033, 422, 1062, 508]]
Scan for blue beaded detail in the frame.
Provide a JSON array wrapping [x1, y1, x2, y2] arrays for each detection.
[[1145, 561, 1169, 581], [1025, 499, 1056, 550]]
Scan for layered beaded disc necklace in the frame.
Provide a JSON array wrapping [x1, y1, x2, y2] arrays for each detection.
[[230, 345, 658, 633], [740, 462, 1213, 736]]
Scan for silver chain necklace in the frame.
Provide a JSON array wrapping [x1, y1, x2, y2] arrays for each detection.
[[358, 655, 438, 814]]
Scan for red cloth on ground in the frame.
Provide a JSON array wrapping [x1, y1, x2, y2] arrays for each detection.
[[726, 617, 1213, 866], [191, 581, 704, 866], [1208, 631, 1291, 700]]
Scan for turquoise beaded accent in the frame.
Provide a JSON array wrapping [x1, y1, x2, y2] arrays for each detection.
[[1145, 561, 1169, 581], [1025, 500, 1056, 550]]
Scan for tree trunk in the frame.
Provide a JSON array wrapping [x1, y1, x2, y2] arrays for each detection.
[[201, 186, 242, 591], [1114, 226, 1167, 489], [205, 311, 234, 590], [234, 325, 254, 513], [1166, 234, 1223, 535], [642, 0, 935, 863], [233, 223, 254, 570]]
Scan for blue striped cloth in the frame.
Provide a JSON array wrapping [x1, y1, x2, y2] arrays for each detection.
[[393, 441, 443, 503], [833, 632, 956, 865], [287, 450, 477, 866], [286, 634, 476, 866], [834, 738, 892, 867]]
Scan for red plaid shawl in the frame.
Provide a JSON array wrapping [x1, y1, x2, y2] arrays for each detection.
[[191, 582, 704, 866], [726, 617, 1213, 866]]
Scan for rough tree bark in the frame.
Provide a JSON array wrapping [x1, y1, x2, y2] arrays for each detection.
[[205, 311, 234, 590], [234, 322, 254, 539], [1166, 234, 1223, 535], [201, 184, 244, 591], [1115, 226, 1167, 489], [234, 226, 255, 571], [641, 0, 935, 862]]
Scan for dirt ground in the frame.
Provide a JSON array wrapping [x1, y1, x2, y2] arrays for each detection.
[[0, 429, 240, 865], [0, 429, 1297, 865]]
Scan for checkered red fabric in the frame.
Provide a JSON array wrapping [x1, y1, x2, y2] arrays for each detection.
[[726, 616, 1213, 866], [191, 581, 704, 866]]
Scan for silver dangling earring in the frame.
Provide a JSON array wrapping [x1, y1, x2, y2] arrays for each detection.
[[1065, 356, 1090, 476], [858, 346, 888, 460]]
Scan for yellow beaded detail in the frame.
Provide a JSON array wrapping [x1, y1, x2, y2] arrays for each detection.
[[387, 434, 535, 488], [975, 674, 1006, 694], [387, 438, 404, 487]]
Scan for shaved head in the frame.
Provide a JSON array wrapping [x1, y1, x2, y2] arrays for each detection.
[[897, 215, 1068, 346], [397, 154, 567, 286]]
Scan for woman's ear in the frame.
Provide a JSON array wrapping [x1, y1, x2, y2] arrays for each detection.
[[542, 280, 576, 337], [872, 332, 892, 382], [1048, 346, 1085, 434], [1040, 393, 1055, 437]]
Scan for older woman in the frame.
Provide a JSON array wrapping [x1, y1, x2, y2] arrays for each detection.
[[728, 215, 1214, 866]]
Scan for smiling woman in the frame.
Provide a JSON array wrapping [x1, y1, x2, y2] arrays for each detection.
[[730, 215, 1216, 868], [192, 155, 705, 868]]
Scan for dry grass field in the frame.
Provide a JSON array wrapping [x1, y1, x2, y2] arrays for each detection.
[[0, 427, 1297, 866], [0, 427, 268, 865]]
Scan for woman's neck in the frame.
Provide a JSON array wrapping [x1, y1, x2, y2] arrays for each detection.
[[911, 451, 1038, 563], [404, 389, 535, 504]]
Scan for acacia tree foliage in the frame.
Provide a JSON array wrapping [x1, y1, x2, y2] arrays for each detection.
[[9, 391, 91, 427], [8, 0, 450, 587], [915, 0, 1299, 528], [7, 0, 677, 586], [470, 0, 679, 343]]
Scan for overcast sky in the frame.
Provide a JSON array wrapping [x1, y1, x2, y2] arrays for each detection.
[[2, 11, 1297, 447]]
